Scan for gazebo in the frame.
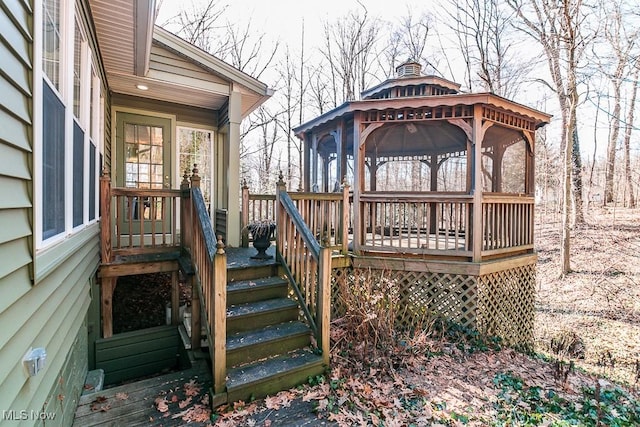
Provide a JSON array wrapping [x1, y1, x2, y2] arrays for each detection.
[[294, 61, 550, 263], [283, 61, 551, 345]]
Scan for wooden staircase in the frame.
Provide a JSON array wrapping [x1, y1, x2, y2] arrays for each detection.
[[186, 259, 326, 403]]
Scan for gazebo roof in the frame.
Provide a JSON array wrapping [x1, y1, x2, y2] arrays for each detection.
[[294, 59, 550, 139]]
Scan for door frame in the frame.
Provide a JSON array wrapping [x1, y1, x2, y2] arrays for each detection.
[[112, 107, 177, 243], [111, 107, 176, 183]]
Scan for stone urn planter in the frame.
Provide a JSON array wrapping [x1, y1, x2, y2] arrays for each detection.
[[248, 220, 276, 259]]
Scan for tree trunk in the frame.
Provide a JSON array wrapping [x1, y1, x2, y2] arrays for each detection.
[[604, 81, 621, 204], [623, 65, 639, 208], [571, 128, 584, 224]]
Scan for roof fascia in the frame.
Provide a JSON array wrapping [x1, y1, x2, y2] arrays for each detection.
[[135, 0, 155, 76], [153, 26, 271, 98]]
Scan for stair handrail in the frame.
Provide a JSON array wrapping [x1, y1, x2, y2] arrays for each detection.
[[185, 166, 227, 396], [275, 176, 331, 365]]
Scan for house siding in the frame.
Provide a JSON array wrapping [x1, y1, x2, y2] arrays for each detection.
[[0, 1, 100, 425], [112, 92, 218, 126]]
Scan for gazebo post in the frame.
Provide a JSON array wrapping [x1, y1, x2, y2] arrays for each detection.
[[492, 144, 506, 192], [303, 133, 311, 192], [339, 119, 348, 189], [352, 112, 363, 254], [331, 127, 343, 191], [311, 134, 318, 191], [472, 105, 484, 262], [430, 154, 438, 235]]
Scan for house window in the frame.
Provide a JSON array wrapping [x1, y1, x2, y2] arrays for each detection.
[[73, 18, 83, 119], [73, 122, 84, 227], [178, 127, 214, 209], [42, 0, 61, 90], [37, 1, 104, 247], [89, 142, 96, 221], [42, 82, 66, 239]]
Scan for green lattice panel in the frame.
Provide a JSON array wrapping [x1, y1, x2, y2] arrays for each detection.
[[476, 263, 536, 347]]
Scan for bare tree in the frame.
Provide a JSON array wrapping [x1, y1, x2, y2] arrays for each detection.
[[622, 59, 639, 207], [444, 0, 532, 98], [600, 0, 638, 204], [159, 0, 229, 55], [224, 17, 280, 80], [507, 0, 593, 275], [320, 2, 379, 103]]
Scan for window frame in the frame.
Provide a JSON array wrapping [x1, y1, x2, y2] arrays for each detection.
[[35, 0, 105, 250]]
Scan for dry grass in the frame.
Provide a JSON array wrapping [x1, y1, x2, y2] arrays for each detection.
[[535, 206, 640, 385]]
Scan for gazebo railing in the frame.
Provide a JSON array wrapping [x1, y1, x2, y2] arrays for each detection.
[[481, 194, 534, 256], [358, 192, 472, 256], [241, 187, 534, 260]]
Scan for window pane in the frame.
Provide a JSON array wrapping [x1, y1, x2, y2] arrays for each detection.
[[178, 127, 213, 206], [90, 70, 96, 138], [73, 19, 82, 119], [43, 0, 61, 89], [125, 124, 164, 188], [43, 82, 65, 239], [89, 143, 96, 221], [73, 122, 84, 227]]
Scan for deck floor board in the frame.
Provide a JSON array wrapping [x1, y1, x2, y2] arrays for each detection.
[[73, 357, 211, 426]]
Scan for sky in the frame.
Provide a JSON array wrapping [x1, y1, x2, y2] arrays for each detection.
[[157, 0, 426, 46], [155, 0, 632, 161]]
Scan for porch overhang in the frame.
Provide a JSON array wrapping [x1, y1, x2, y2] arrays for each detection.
[[88, 0, 272, 117]]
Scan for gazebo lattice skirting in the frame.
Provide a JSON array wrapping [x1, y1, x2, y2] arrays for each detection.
[[330, 256, 536, 347]]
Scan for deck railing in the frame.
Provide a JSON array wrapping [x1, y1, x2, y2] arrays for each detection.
[[276, 183, 331, 365], [358, 192, 472, 257], [242, 183, 351, 253], [481, 194, 534, 256], [243, 188, 535, 260], [183, 172, 227, 397], [100, 175, 181, 263]]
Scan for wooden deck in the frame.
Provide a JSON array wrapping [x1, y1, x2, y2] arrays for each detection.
[[74, 354, 212, 426]]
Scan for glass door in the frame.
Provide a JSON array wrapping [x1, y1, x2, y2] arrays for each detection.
[[116, 113, 172, 238]]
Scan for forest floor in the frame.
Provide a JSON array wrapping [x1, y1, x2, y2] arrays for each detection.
[[112, 207, 640, 426]]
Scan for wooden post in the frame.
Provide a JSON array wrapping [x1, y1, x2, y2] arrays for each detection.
[[190, 164, 201, 189], [241, 180, 249, 248], [212, 236, 227, 394], [190, 274, 201, 350], [352, 112, 362, 254], [180, 169, 191, 250], [341, 178, 350, 254], [100, 169, 112, 264], [317, 247, 331, 366], [101, 277, 116, 338], [429, 155, 438, 235], [275, 172, 286, 252], [472, 105, 484, 262], [171, 271, 179, 326]]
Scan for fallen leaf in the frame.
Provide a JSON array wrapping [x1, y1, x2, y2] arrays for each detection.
[[184, 379, 201, 397], [179, 396, 192, 409], [155, 397, 169, 413], [115, 392, 128, 400]]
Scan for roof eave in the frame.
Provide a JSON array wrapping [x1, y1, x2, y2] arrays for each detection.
[[134, 0, 155, 77], [153, 26, 271, 98]]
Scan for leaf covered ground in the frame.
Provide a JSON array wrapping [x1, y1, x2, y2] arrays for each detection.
[[137, 207, 639, 426]]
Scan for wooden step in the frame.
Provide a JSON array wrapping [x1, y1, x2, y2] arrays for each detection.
[[226, 321, 311, 367], [225, 349, 325, 403], [227, 263, 279, 283], [227, 276, 289, 305], [226, 298, 299, 334]]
